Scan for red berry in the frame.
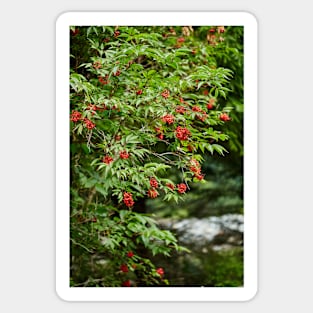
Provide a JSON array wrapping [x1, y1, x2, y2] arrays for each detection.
[[93, 61, 102, 69], [122, 280, 131, 287], [161, 89, 170, 98], [71, 29, 79, 36], [103, 155, 114, 165], [83, 118, 95, 130], [70, 110, 82, 122], [207, 103, 214, 110], [120, 264, 129, 273], [156, 268, 164, 276], [98, 76, 109, 85], [196, 113, 207, 122], [177, 183, 187, 194], [123, 192, 134, 207], [127, 251, 134, 258], [194, 173, 204, 180], [162, 114, 175, 125], [175, 106, 186, 114], [217, 26, 225, 33], [187, 145, 195, 152], [175, 126, 190, 141], [192, 106, 202, 112], [136, 89, 143, 95], [147, 189, 158, 199], [119, 151, 130, 159], [219, 113, 231, 121], [150, 178, 159, 188]]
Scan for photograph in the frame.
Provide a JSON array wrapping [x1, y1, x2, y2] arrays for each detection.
[[56, 12, 257, 301]]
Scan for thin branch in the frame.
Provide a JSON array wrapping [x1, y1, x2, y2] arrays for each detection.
[[70, 238, 94, 254]]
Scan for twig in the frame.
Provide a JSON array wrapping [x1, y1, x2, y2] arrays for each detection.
[[70, 238, 94, 254]]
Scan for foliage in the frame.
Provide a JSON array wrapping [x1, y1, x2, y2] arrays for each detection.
[[150, 247, 243, 287], [70, 25, 243, 286]]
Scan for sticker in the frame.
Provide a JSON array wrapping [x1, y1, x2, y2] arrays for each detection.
[[56, 11, 258, 301]]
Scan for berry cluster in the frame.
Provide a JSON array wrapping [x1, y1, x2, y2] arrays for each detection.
[[93, 61, 102, 69], [120, 264, 129, 273], [156, 267, 164, 277], [127, 251, 134, 258], [175, 126, 190, 141], [123, 192, 135, 207], [207, 26, 225, 46], [192, 106, 202, 112], [150, 178, 159, 188], [147, 189, 158, 199], [70, 110, 82, 122], [175, 106, 186, 114], [192, 105, 208, 122], [207, 98, 215, 110], [84, 118, 95, 130], [103, 155, 113, 165], [162, 114, 175, 125], [120, 151, 130, 159], [219, 113, 231, 121], [98, 75, 109, 85], [155, 127, 164, 140], [177, 183, 187, 194], [161, 89, 170, 98], [189, 159, 204, 180]]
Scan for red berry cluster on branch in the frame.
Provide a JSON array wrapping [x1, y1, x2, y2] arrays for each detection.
[[155, 127, 164, 140], [207, 98, 215, 110], [149, 178, 159, 188], [123, 192, 135, 207], [189, 159, 204, 180], [119, 151, 130, 159], [147, 189, 158, 198], [161, 114, 175, 125], [177, 183, 187, 194], [103, 155, 113, 165], [219, 112, 231, 121], [83, 118, 95, 130], [161, 89, 170, 98], [175, 106, 186, 114], [93, 61, 102, 69], [175, 126, 190, 141], [70, 110, 82, 122], [98, 75, 109, 85]]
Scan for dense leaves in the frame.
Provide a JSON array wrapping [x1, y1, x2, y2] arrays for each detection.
[[70, 25, 243, 286]]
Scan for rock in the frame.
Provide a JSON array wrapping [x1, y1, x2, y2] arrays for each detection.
[[158, 214, 243, 250]]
